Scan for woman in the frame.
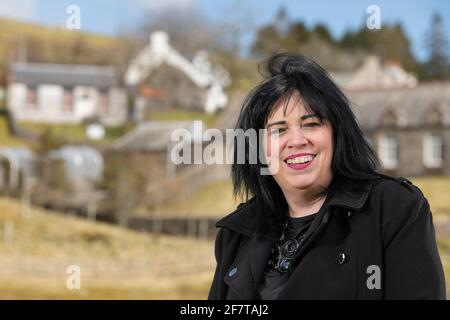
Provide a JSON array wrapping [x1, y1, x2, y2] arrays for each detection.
[[208, 53, 446, 300]]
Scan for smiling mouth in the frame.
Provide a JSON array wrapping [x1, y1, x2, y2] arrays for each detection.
[[285, 155, 316, 164]]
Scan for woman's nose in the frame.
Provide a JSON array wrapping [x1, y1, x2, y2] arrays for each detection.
[[287, 128, 309, 148]]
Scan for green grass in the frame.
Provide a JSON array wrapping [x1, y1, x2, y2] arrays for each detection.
[[0, 116, 30, 147], [146, 109, 220, 128], [0, 112, 134, 148], [18, 121, 134, 146]]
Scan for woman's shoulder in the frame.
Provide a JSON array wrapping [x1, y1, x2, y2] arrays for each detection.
[[370, 173, 425, 201], [369, 173, 431, 236], [214, 197, 258, 238]]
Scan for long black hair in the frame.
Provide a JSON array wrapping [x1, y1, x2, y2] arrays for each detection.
[[231, 53, 380, 239]]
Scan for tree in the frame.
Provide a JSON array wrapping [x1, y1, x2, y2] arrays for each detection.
[[338, 23, 417, 71], [139, 5, 228, 55], [275, 5, 290, 36], [286, 22, 310, 49], [312, 23, 333, 43], [251, 25, 285, 58], [421, 12, 449, 80]]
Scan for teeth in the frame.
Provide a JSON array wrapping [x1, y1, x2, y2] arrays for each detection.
[[286, 155, 315, 164]]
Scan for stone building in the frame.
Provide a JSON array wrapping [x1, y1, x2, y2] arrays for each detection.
[[348, 82, 450, 176]]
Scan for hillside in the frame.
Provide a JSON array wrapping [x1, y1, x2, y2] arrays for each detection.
[[0, 196, 215, 299], [0, 17, 133, 84]]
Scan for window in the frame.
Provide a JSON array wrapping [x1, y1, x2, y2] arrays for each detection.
[[99, 93, 108, 114], [427, 106, 442, 126], [379, 134, 398, 169], [26, 88, 37, 109], [63, 90, 73, 112], [382, 110, 397, 127], [423, 134, 443, 168]]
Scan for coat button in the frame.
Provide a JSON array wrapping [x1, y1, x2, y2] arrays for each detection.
[[228, 267, 238, 277], [338, 253, 347, 265], [347, 211, 352, 218]]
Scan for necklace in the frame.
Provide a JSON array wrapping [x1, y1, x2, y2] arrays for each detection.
[[267, 221, 304, 273]]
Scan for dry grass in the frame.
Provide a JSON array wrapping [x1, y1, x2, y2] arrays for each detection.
[[0, 197, 215, 299], [150, 180, 239, 218], [409, 176, 450, 216]]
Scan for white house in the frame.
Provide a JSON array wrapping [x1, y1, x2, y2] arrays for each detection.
[[7, 63, 128, 126], [125, 31, 230, 116]]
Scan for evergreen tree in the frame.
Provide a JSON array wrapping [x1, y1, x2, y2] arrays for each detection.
[[421, 12, 449, 80], [275, 5, 290, 36], [251, 25, 284, 58]]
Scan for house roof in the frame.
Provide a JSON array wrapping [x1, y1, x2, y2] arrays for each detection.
[[347, 82, 450, 129], [9, 62, 119, 89], [109, 120, 203, 152], [48, 145, 103, 181], [333, 55, 417, 90], [216, 83, 450, 132], [0, 147, 35, 173]]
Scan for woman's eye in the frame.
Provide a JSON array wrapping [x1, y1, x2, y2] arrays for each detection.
[[270, 128, 286, 135], [303, 122, 321, 128]]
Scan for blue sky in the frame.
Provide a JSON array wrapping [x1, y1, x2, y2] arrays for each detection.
[[0, 0, 449, 61]]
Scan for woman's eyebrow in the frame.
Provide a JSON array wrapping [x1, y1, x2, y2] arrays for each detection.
[[300, 114, 319, 120], [266, 114, 320, 128], [266, 120, 286, 129]]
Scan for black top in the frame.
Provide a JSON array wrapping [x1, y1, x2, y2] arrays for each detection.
[[258, 212, 317, 300]]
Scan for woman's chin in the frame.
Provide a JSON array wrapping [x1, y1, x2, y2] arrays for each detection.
[[287, 179, 315, 191]]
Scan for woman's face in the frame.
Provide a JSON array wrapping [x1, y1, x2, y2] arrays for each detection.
[[264, 95, 334, 194]]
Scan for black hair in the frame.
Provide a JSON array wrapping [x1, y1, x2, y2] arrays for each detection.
[[231, 53, 380, 239]]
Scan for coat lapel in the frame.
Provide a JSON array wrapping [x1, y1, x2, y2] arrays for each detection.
[[249, 234, 277, 297]]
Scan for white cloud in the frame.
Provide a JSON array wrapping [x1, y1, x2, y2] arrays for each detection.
[[0, 0, 36, 21], [129, 0, 194, 12]]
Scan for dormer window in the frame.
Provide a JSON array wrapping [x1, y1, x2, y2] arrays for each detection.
[[379, 134, 398, 169], [426, 107, 442, 126], [423, 134, 443, 168]]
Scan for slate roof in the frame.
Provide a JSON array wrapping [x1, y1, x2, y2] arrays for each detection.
[[9, 62, 119, 90], [347, 82, 450, 130], [109, 120, 202, 152]]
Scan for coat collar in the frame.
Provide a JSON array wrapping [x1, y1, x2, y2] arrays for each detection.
[[215, 178, 375, 237]]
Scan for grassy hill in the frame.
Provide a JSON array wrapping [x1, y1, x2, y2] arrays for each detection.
[[0, 114, 30, 147], [0, 17, 132, 83], [0, 196, 215, 299]]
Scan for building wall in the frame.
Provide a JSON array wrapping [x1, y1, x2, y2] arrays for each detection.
[[101, 88, 128, 126], [140, 63, 207, 113], [7, 83, 127, 125], [366, 127, 450, 177]]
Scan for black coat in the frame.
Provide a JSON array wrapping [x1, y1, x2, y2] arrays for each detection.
[[208, 175, 446, 300]]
